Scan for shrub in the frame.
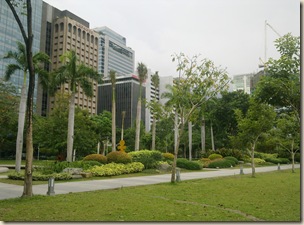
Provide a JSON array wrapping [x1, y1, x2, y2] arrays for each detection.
[[8, 172, 72, 181], [199, 158, 211, 168], [217, 148, 244, 160], [106, 151, 132, 164], [254, 152, 278, 160], [224, 156, 239, 165], [207, 159, 234, 168], [176, 158, 202, 170], [81, 161, 102, 170], [129, 150, 163, 169], [254, 158, 266, 164], [265, 157, 290, 164], [83, 154, 107, 164], [85, 162, 144, 177], [162, 152, 174, 161], [208, 153, 223, 160]]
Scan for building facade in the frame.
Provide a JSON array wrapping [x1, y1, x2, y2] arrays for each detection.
[[0, 0, 42, 104], [232, 73, 254, 94], [97, 74, 145, 130], [37, 2, 99, 115], [94, 26, 135, 78]]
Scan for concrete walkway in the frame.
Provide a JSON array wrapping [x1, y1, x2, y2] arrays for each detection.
[[0, 164, 300, 200]]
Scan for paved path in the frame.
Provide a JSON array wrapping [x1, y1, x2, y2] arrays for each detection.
[[0, 164, 300, 200]]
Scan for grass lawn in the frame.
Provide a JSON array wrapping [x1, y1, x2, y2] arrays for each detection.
[[0, 169, 300, 222]]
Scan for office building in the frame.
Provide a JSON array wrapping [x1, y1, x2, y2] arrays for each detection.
[[232, 73, 254, 94], [94, 26, 135, 78], [0, 0, 42, 105], [37, 2, 99, 115], [97, 74, 145, 129]]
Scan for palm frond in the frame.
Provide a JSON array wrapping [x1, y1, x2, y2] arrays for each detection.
[[4, 64, 22, 81]]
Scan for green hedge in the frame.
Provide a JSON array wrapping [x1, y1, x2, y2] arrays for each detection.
[[224, 156, 239, 165], [83, 154, 107, 164], [265, 157, 290, 164], [85, 162, 145, 177], [207, 159, 235, 168], [129, 150, 163, 169], [176, 158, 202, 170], [208, 154, 223, 161], [8, 172, 72, 181], [106, 151, 132, 164]]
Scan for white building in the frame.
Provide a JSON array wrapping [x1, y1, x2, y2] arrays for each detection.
[[94, 26, 135, 77], [232, 73, 254, 94]]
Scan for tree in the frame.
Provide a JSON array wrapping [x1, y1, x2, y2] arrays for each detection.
[[148, 71, 161, 150], [163, 53, 230, 182], [0, 79, 19, 158], [5, 0, 38, 197], [3, 41, 49, 172], [254, 33, 300, 122], [273, 113, 300, 173], [231, 99, 276, 177], [51, 50, 100, 162], [135, 62, 148, 151], [110, 70, 117, 151]]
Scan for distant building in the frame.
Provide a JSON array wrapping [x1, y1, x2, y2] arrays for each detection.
[[232, 73, 254, 94], [97, 74, 145, 130], [37, 2, 99, 116], [0, 0, 42, 105], [94, 26, 135, 78]]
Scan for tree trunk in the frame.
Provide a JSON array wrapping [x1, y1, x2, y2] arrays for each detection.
[[22, 0, 34, 197], [151, 116, 156, 150], [15, 72, 27, 172], [112, 87, 116, 151], [251, 144, 256, 178], [66, 92, 75, 162], [291, 139, 295, 173], [211, 121, 215, 151], [188, 121, 192, 161], [171, 111, 179, 183], [201, 116, 205, 154], [135, 98, 141, 151], [121, 111, 125, 140]]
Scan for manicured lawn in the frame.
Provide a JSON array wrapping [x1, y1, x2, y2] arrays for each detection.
[[0, 169, 300, 222]]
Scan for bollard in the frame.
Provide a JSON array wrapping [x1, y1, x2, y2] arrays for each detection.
[[176, 168, 181, 182], [47, 177, 55, 196], [278, 163, 281, 170], [240, 165, 244, 175]]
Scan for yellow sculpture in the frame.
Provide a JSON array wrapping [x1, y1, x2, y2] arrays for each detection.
[[117, 139, 126, 152]]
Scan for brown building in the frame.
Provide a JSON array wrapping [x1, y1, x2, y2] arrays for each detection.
[[37, 2, 99, 116]]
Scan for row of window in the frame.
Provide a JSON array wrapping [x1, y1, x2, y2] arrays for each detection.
[[54, 22, 98, 45]]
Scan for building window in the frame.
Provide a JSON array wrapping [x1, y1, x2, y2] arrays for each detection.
[[60, 22, 64, 32]]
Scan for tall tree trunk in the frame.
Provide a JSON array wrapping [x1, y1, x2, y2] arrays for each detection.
[[201, 116, 205, 154], [15, 72, 27, 172], [66, 92, 75, 162], [112, 87, 116, 151], [135, 98, 141, 151], [210, 120, 215, 151], [151, 116, 156, 150], [121, 111, 125, 140], [22, 0, 34, 197], [291, 139, 295, 173], [250, 142, 256, 178], [188, 121, 192, 161], [171, 111, 179, 183]]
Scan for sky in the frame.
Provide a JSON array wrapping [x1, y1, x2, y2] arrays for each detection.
[[43, 0, 300, 77]]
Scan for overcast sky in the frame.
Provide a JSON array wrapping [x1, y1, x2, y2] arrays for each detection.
[[43, 0, 300, 77]]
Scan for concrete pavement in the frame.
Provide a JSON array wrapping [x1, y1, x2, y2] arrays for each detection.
[[0, 164, 300, 200]]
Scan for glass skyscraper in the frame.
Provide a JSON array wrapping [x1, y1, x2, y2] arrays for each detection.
[[94, 26, 135, 78], [0, 0, 42, 103]]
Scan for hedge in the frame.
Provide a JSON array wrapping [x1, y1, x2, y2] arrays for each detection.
[[176, 158, 202, 170], [129, 150, 163, 169]]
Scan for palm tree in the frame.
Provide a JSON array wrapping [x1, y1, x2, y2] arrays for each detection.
[[135, 62, 148, 151], [150, 71, 160, 150], [3, 41, 49, 172], [52, 50, 99, 162], [110, 70, 116, 152]]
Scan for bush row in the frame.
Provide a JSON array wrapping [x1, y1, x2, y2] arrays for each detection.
[[85, 162, 144, 177], [176, 158, 202, 170], [8, 172, 72, 181], [129, 150, 163, 169]]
